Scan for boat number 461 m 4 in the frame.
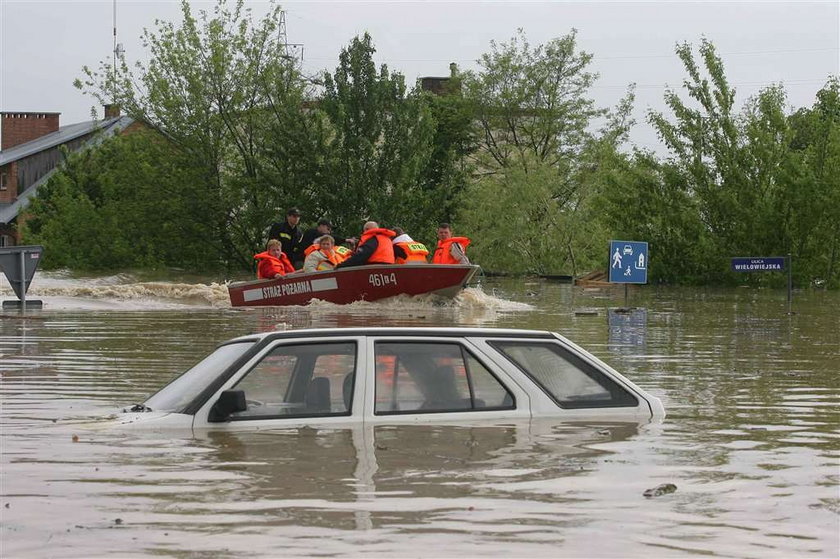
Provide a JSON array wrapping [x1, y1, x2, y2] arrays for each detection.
[[369, 272, 398, 287]]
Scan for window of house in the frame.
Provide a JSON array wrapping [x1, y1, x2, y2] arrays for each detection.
[[490, 341, 638, 409], [0, 172, 7, 191], [230, 342, 356, 420], [374, 342, 514, 414]]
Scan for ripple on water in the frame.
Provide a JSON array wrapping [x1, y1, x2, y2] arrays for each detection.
[[1, 278, 838, 557]]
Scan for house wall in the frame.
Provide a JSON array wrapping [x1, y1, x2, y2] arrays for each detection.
[[1, 112, 60, 150], [0, 162, 18, 203], [15, 133, 92, 195]]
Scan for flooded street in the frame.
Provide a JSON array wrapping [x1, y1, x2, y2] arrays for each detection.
[[1, 274, 838, 557]]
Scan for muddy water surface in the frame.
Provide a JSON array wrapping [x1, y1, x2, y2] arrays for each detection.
[[1, 274, 838, 557]]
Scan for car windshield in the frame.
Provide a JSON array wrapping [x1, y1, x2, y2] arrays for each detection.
[[143, 341, 256, 413]]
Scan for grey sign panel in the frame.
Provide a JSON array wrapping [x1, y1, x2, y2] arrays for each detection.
[[0, 245, 44, 300]]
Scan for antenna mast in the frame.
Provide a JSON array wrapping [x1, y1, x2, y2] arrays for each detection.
[[112, 0, 124, 103], [113, 0, 117, 99]]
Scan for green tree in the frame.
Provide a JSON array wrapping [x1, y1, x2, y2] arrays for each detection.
[[318, 33, 440, 236], [646, 39, 814, 285], [22, 131, 208, 270], [463, 29, 602, 172], [417, 65, 476, 224], [785, 78, 840, 287], [77, 0, 302, 268], [458, 30, 633, 275]]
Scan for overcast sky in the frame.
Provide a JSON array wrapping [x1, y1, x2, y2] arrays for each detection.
[[1, 1, 838, 152]]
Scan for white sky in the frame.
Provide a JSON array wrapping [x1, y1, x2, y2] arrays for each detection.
[[1, 0, 838, 153]]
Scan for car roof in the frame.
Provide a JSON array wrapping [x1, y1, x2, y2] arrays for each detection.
[[225, 327, 557, 345]]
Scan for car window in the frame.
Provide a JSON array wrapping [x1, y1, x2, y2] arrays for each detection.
[[490, 341, 638, 409], [374, 342, 514, 414], [230, 342, 356, 420], [144, 341, 256, 413]]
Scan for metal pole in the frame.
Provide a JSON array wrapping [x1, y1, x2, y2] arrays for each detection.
[[624, 283, 628, 308], [19, 249, 26, 310], [787, 253, 792, 314]]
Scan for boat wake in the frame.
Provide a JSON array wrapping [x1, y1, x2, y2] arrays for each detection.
[[0, 272, 230, 309], [0, 272, 531, 312]]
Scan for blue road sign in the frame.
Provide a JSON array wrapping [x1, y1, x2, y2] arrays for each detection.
[[609, 240, 648, 284], [731, 257, 785, 272]]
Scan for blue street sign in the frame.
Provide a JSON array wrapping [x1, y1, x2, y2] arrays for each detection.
[[609, 240, 648, 284], [731, 257, 785, 272]]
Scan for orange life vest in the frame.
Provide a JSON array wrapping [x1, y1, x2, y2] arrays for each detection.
[[432, 237, 471, 265], [394, 241, 429, 264], [304, 243, 352, 262], [334, 245, 352, 262], [303, 243, 343, 271], [359, 228, 396, 264], [303, 243, 319, 258], [254, 251, 295, 279]]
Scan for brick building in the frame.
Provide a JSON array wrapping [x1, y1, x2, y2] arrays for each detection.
[[0, 108, 137, 246]]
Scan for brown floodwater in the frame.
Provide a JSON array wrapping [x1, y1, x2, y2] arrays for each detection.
[[1, 273, 838, 557]]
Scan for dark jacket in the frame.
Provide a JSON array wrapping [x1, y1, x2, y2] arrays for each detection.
[[268, 221, 303, 264], [336, 228, 396, 268]]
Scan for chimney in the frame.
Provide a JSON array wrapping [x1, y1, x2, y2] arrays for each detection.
[[1, 112, 60, 150], [104, 104, 121, 119]]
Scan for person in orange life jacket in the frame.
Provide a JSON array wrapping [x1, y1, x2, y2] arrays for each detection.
[[302, 233, 353, 265], [432, 222, 470, 265], [300, 218, 356, 259], [254, 239, 296, 279], [392, 227, 429, 264], [335, 221, 396, 268], [303, 235, 343, 272], [267, 208, 304, 266]]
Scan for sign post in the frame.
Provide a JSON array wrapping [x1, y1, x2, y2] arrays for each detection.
[[0, 245, 44, 311], [609, 240, 648, 307], [731, 255, 793, 314]]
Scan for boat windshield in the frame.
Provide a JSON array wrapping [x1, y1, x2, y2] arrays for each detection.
[[143, 341, 256, 413]]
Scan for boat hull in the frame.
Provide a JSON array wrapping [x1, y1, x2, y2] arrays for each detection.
[[228, 264, 480, 307]]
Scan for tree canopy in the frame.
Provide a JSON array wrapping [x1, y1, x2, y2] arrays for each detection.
[[21, 0, 839, 289]]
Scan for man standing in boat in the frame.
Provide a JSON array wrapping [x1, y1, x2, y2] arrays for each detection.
[[432, 223, 470, 265], [268, 208, 304, 267], [335, 221, 396, 268]]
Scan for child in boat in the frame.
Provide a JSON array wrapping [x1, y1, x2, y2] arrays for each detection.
[[254, 239, 296, 279]]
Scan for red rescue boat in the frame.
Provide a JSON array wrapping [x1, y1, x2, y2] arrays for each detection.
[[228, 264, 480, 307]]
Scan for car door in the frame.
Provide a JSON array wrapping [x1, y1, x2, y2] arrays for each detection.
[[193, 335, 367, 429], [361, 335, 531, 424]]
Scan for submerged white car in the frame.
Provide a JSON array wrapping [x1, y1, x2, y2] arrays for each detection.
[[119, 327, 664, 429]]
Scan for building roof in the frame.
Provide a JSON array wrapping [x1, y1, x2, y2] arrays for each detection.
[[0, 116, 132, 166], [0, 116, 135, 225]]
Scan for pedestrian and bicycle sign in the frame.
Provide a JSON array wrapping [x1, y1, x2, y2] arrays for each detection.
[[609, 240, 648, 284]]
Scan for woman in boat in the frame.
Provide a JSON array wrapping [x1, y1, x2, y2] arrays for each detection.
[[254, 239, 296, 279], [303, 235, 343, 272]]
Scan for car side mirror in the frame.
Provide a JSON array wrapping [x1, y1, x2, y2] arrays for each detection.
[[209, 389, 246, 422]]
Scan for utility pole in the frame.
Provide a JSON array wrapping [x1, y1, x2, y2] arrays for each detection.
[[278, 10, 304, 65]]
